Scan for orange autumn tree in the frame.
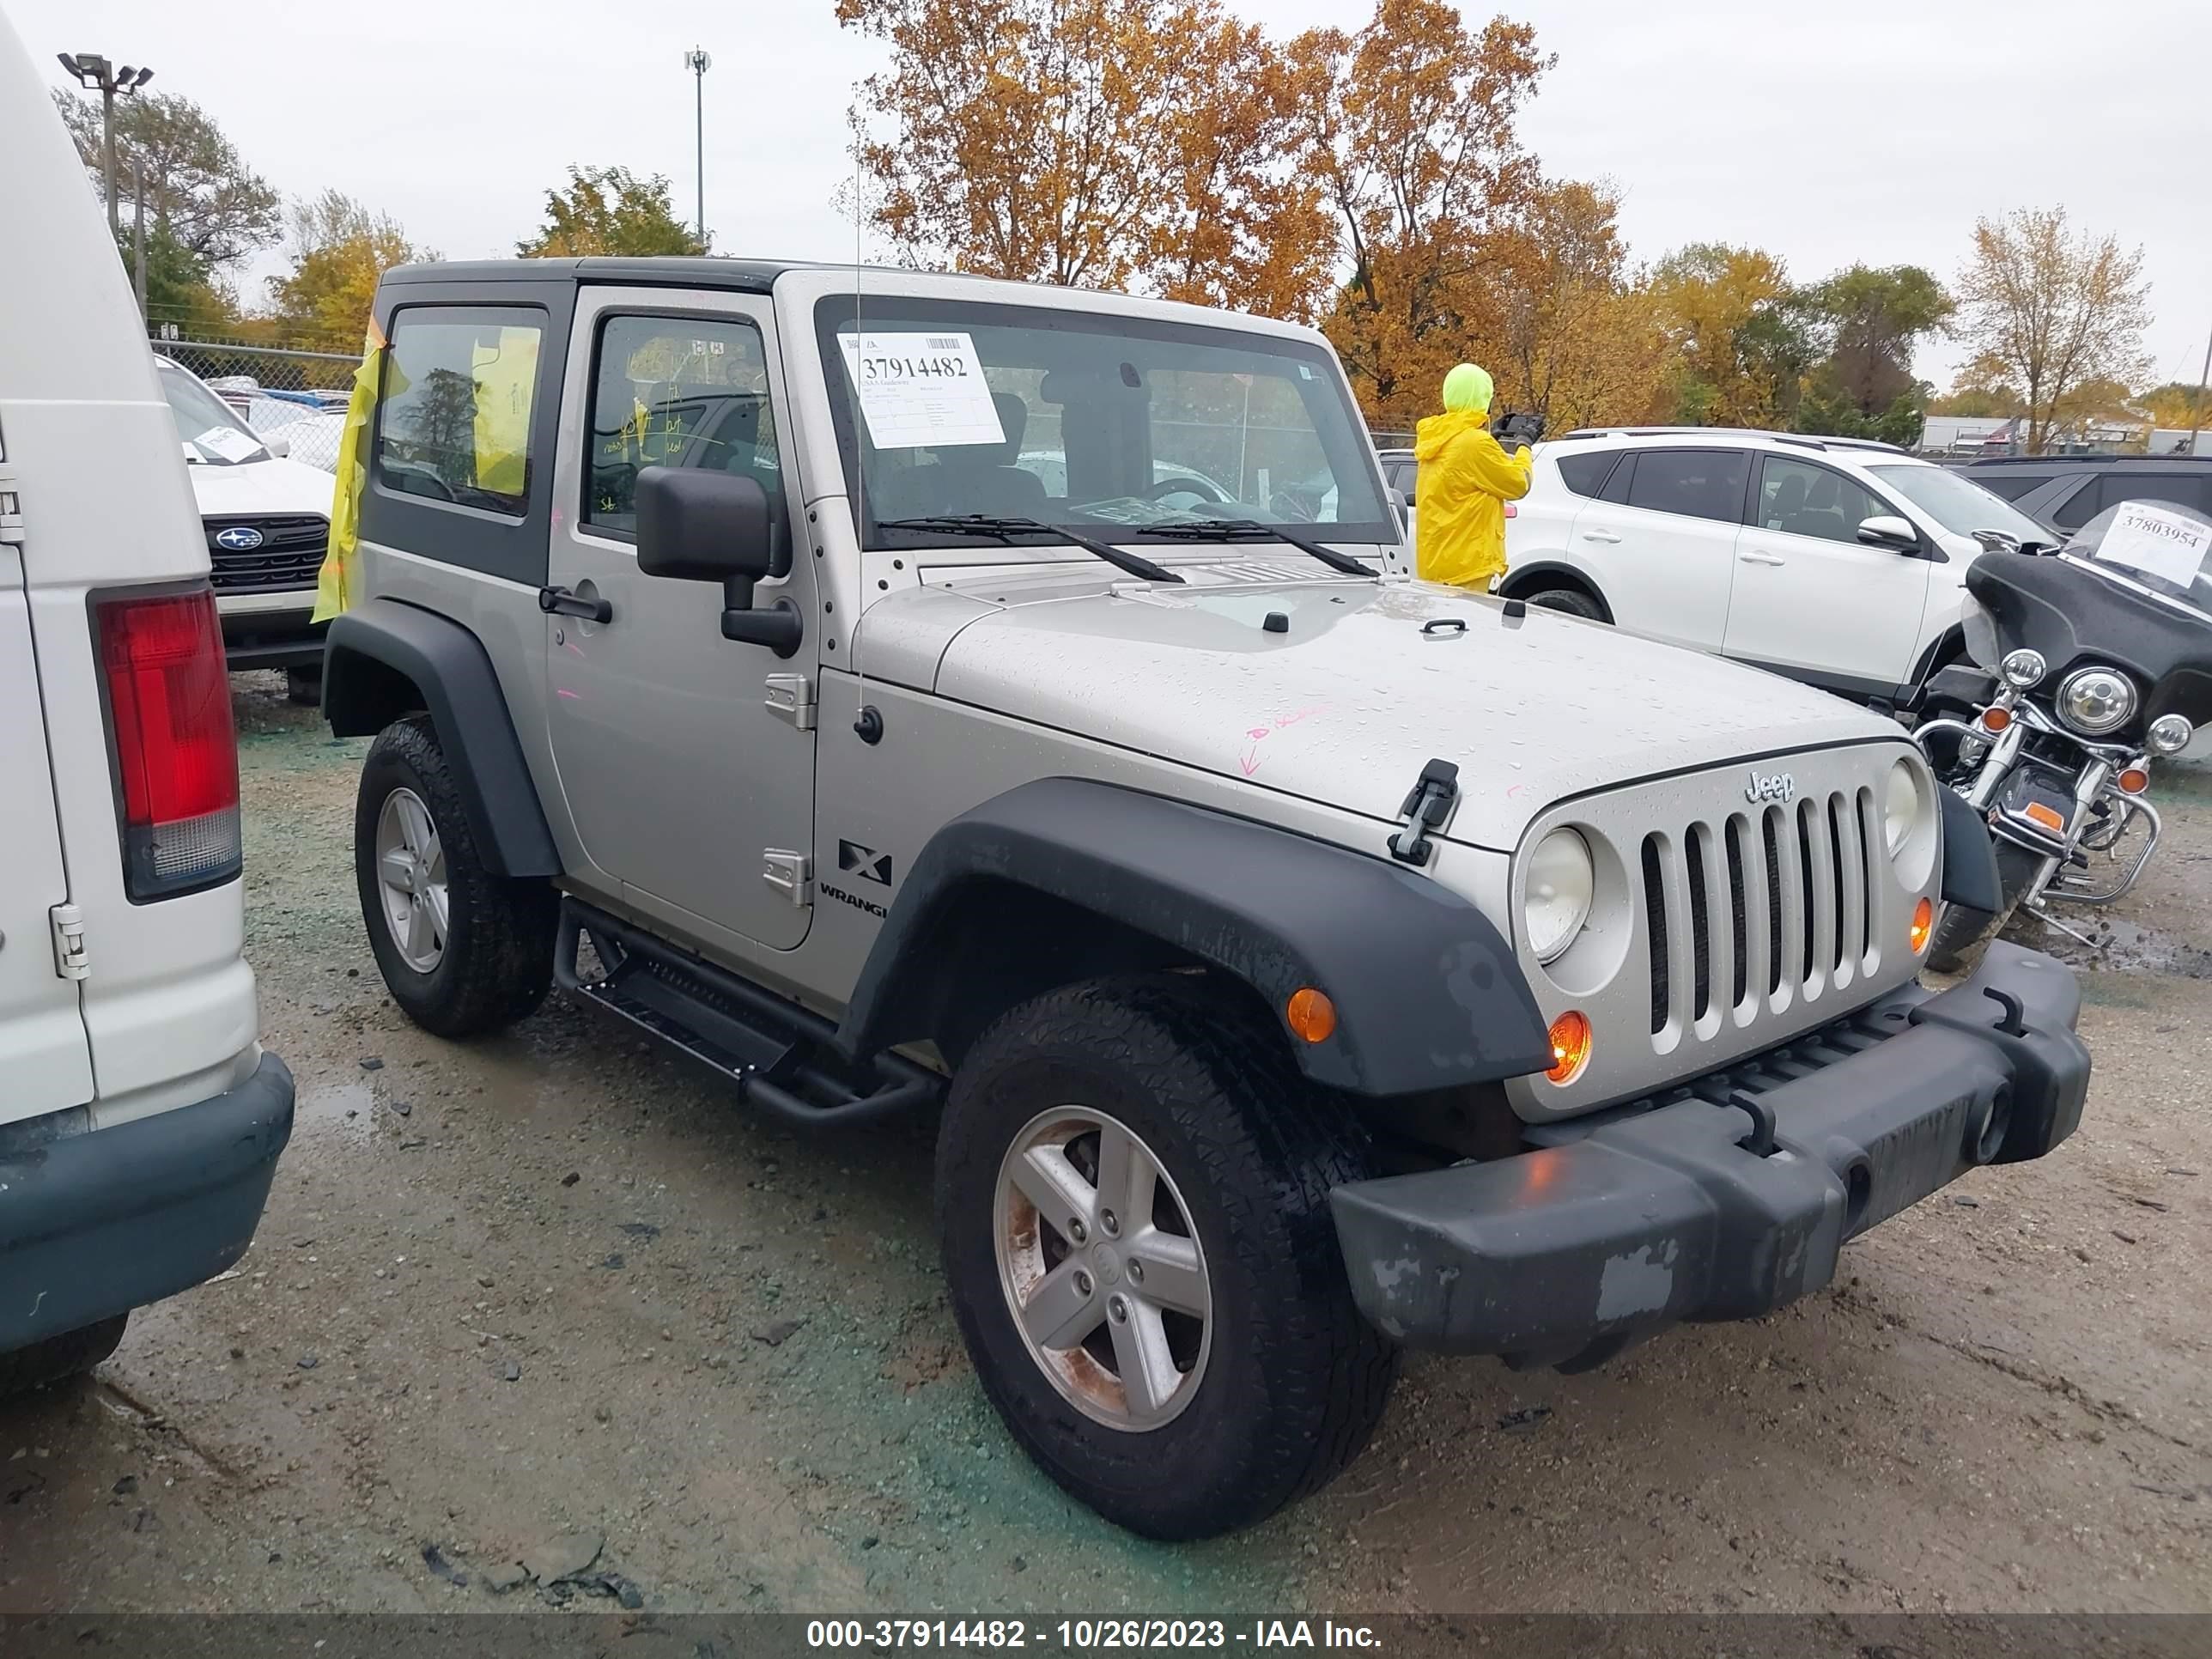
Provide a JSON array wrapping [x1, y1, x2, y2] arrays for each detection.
[[1285, 0, 1552, 428], [836, 0, 1333, 317]]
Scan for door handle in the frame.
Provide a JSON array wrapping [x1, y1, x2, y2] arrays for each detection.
[[1737, 550, 1786, 567], [1579, 529, 1621, 544], [539, 585, 612, 623]]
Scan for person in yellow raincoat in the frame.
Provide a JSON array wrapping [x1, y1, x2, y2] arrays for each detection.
[[1413, 362, 1532, 590]]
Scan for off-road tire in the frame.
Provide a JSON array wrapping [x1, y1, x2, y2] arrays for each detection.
[[285, 665, 322, 706], [0, 1315, 127, 1397], [356, 715, 556, 1037], [937, 975, 1400, 1540], [1524, 586, 1605, 621], [1927, 842, 2049, 975]]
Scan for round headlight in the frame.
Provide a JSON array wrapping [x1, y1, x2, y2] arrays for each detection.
[[2056, 666, 2137, 736], [1883, 757, 1923, 855], [1524, 829, 1595, 965], [2147, 713, 2194, 756], [2000, 647, 2047, 690]]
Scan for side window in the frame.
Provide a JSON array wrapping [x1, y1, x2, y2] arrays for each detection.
[[1626, 448, 1750, 524], [2093, 476, 2209, 524], [1754, 455, 1884, 544], [1555, 451, 1617, 497], [1598, 451, 1638, 504], [1970, 471, 2048, 502], [375, 309, 544, 515], [2047, 477, 2105, 531], [586, 314, 786, 538]]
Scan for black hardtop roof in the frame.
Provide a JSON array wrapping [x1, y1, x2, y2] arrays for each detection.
[[380, 257, 811, 294], [1960, 452, 2212, 468]]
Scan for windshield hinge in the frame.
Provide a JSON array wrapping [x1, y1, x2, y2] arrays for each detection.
[[50, 903, 89, 981], [764, 672, 816, 731], [1388, 759, 1461, 866], [761, 849, 812, 908]]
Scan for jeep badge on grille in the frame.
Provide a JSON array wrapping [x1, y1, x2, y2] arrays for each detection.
[[1744, 770, 1796, 804]]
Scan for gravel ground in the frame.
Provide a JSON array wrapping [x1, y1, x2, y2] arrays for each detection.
[[2, 674, 2208, 1615]]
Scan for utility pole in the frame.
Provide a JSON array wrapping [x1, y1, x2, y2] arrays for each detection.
[[684, 47, 712, 246], [56, 55, 154, 246], [2189, 323, 2211, 458]]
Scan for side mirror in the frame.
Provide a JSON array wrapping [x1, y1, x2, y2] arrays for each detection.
[[262, 433, 291, 459], [1856, 514, 1918, 552], [635, 465, 801, 655]]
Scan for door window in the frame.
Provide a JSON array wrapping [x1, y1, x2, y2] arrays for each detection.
[[1753, 455, 1884, 544], [2061, 473, 2209, 528], [375, 309, 544, 515], [1624, 449, 1750, 524], [586, 314, 787, 538]]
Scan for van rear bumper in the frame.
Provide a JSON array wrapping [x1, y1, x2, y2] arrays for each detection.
[[0, 1053, 294, 1352]]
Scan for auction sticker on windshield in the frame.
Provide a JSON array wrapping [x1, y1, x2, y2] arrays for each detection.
[[836, 331, 1006, 450], [2098, 499, 2210, 589]]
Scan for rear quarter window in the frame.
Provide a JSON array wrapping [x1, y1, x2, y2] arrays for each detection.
[[375, 308, 545, 517], [1553, 451, 1617, 497]]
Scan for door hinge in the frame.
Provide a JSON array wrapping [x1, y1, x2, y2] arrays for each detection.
[[0, 487, 25, 548], [761, 849, 812, 907], [764, 672, 817, 731], [50, 903, 88, 980]]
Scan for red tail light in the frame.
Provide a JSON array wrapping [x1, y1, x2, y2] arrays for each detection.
[[94, 586, 241, 900]]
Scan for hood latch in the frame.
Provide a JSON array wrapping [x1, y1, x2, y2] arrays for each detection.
[[1389, 758, 1461, 866]]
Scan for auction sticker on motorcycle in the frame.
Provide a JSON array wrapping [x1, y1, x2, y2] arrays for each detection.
[[2097, 500, 2210, 590], [836, 331, 1006, 450]]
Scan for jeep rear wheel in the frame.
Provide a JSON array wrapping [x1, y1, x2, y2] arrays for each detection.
[[356, 716, 556, 1037], [936, 975, 1398, 1539]]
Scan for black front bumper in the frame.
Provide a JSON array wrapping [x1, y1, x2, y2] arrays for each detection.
[[1330, 943, 2088, 1370], [221, 610, 325, 670], [0, 1054, 295, 1353]]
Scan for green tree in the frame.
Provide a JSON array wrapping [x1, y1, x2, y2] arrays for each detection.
[[128, 226, 241, 337], [267, 191, 432, 350], [517, 167, 705, 258], [1792, 264, 1951, 444], [52, 88, 281, 269], [1647, 244, 1818, 428]]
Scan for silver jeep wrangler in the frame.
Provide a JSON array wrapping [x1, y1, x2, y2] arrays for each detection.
[[325, 258, 2090, 1539]]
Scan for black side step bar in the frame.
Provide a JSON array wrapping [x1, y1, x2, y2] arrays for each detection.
[[555, 897, 939, 1131]]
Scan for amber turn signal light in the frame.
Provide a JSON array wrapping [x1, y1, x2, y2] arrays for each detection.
[[2024, 801, 2065, 834], [1285, 987, 1337, 1043], [2118, 768, 2149, 794], [1910, 896, 1934, 955], [1545, 1010, 1592, 1084], [1979, 706, 2012, 732]]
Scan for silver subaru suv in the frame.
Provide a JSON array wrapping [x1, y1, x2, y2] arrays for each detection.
[[323, 258, 2090, 1539]]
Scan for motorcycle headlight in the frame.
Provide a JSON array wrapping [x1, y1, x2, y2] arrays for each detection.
[[2000, 647, 2047, 690], [1524, 828, 1595, 965], [2056, 666, 2137, 736], [1883, 757, 1923, 855], [2147, 714, 2193, 756]]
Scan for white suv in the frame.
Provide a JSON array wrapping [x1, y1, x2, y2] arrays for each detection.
[[1499, 427, 2057, 704], [0, 16, 293, 1393]]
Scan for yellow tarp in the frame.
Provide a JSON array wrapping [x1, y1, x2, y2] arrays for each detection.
[[311, 323, 386, 624]]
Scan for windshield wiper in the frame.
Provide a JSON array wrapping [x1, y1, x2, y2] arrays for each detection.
[[873, 514, 1183, 585], [1131, 517, 1376, 579]]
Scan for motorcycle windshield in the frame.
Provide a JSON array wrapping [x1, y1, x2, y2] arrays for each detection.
[[2063, 500, 2212, 621]]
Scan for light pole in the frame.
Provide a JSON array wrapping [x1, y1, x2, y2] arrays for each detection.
[[57, 54, 154, 243], [684, 47, 711, 246]]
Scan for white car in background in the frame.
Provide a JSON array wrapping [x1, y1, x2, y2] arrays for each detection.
[[1498, 426, 2057, 705], [156, 356, 338, 699]]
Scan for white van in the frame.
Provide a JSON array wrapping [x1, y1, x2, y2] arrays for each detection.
[[0, 14, 293, 1391]]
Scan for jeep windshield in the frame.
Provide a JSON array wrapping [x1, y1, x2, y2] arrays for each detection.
[[1865, 463, 2054, 550], [157, 359, 270, 466], [813, 295, 1390, 554]]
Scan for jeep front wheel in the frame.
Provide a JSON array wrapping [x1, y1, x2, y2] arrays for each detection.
[[936, 976, 1398, 1539], [355, 715, 556, 1037]]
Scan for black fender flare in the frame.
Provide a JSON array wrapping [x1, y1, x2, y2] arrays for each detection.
[[1497, 562, 1612, 620], [1937, 786, 2003, 913], [836, 778, 1552, 1097], [321, 599, 560, 878]]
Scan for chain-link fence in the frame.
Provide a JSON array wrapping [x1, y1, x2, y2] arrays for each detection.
[[149, 332, 360, 473]]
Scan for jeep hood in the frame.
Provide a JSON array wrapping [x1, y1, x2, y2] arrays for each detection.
[[906, 565, 1899, 851]]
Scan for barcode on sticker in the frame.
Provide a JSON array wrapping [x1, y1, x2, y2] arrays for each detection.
[[926, 337, 962, 350]]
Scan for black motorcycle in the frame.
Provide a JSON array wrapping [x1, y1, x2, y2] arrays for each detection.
[[1916, 499, 2212, 971]]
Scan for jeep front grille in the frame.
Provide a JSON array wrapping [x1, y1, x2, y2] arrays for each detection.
[[1641, 792, 1879, 1039], [203, 514, 328, 593]]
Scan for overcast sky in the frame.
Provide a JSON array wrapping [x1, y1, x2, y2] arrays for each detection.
[[15, 0, 2209, 391]]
